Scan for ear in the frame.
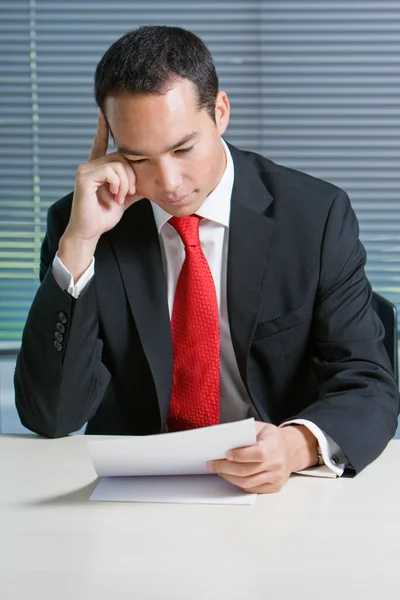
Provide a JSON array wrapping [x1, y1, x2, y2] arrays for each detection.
[[214, 91, 230, 136]]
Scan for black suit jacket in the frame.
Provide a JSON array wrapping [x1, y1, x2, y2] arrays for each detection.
[[14, 142, 399, 475]]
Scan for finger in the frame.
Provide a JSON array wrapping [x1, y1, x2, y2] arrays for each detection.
[[244, 483, 282, 494], [95, 162, 129, 204], [256, 422, 277, 442], [207, 459, 266, 477], [122, 160, 137, 196], [254, 421, 280, 441], [255, 420, 269, 435], [96, 183, 115, 207], [218, 470, 274, 491], [111, 162, 130, 204], [89, 111, 109, 161], [104, 154, 136, 196], [224, 441, 271, 463], [91, 164, 121, 198], [245, 473, 289, 494], [87, 161, 131, 205]]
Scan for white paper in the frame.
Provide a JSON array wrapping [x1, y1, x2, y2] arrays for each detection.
[[89, 475, 256, 505], [87, 418, 257, 477], [87, 419, 257, 505]]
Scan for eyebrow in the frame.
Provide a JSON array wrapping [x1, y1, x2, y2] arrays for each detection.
[[117, 131, 199, 157]]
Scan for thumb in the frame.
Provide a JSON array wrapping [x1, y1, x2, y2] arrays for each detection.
[[255, 421, 272, 441], [89, 111, 109, 161]]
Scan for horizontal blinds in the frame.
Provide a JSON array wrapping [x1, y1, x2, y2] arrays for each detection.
[[259, 1, 400, 313], [0, 1, 39, 348], [0, 0, 261, 346], [1, 0, 399, 347]]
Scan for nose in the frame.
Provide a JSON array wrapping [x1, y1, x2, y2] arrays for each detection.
[[154, 160, 182, 194]]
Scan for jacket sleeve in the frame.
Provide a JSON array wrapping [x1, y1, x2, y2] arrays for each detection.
[[14, 198, 111, 437], [290, 189, 400, 474]]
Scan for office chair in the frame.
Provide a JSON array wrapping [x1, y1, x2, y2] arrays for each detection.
[[371, 291, 399, 386]]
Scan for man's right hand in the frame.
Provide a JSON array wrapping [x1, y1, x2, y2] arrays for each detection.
[[58, 111, 143, 282]]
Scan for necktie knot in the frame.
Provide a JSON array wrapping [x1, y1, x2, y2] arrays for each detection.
[[169, 215, 202, 248]]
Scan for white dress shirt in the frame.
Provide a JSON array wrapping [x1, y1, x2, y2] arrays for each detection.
[[52, 138, 346, 477]]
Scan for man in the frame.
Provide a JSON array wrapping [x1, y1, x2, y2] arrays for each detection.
[[15, 26, 399, 494]]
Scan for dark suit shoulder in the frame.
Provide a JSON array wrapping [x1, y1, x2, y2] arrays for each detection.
[[233, 144, 345, 204]]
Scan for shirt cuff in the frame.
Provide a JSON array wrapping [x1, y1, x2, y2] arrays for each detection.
[[52, 252, 95, 299], [279, 418, 347, 478]]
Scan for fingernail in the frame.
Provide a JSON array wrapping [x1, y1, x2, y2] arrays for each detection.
[[206, 462, 214, 471], [226, 452, 233, 460]]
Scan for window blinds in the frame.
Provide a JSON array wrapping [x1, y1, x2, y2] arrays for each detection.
[[1, 0, 399, 347]]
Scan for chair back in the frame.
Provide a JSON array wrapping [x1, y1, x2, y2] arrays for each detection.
[[371, 292, 398, 386]]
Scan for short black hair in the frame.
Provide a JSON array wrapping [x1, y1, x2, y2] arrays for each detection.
[[94, 25, 219, 121]]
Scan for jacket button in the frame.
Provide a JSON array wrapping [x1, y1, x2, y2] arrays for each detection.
[[58, 312, 67, 324], [54, 331, 63, 342], [54, 341, 63, 352], [56, 322, 66, 334]]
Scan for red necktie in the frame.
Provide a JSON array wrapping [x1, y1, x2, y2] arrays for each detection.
[[167, 215, 220, 431]]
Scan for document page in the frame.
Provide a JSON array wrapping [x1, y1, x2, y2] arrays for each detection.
[[87, 419, 257, 505]]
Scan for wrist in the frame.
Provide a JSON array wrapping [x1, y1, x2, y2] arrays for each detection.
[[280, 425, 319, 472], [58, 230, 98, 283]]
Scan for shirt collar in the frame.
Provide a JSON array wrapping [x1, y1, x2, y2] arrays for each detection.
[[150, 137, 234, 233]]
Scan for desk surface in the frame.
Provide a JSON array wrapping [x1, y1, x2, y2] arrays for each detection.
[[0, 435, 399, 600]]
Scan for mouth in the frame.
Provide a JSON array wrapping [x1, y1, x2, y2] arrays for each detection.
[[162, 192, 192, 205]]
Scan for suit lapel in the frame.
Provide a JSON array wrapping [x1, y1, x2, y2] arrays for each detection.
[[226, 143, 279, 392], [107, 143, 278, 426], [108, 200, 173, 428]]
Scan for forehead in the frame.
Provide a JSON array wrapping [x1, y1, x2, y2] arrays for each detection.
[[105, 81, 207, 152], [105, 80, 199, 125]]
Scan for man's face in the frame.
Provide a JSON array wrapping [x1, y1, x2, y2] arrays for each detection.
[[104, 78, 230, 216]]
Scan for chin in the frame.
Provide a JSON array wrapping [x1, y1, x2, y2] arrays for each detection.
[[160, 194, 204, 217], [168, 205, 198, 217]]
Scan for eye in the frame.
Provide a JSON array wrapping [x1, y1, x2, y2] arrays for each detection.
[[129, 158, 147, 165], [128, 145, 194, 165], [175, 146, 193, 156]]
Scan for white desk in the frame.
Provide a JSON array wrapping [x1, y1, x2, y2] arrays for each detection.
[[0, 435, 399, 600]]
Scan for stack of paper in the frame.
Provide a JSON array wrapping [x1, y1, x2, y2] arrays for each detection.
[[87, 418, 257, 505]]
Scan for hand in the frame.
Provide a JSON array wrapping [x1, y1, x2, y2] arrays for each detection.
[[59, 111, 144, 281], [207, 422, 319, 494], [66, 110, 144, 243]]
